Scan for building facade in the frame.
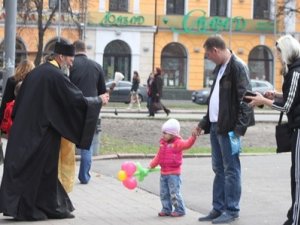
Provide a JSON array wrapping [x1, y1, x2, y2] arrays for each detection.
[[0, 0, 299, 93]]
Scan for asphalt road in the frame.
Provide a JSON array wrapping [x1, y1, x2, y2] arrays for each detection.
[[91, 154, 291, 225]]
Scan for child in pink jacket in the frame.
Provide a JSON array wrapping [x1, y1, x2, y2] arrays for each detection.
[[149, 118, 197, 217]]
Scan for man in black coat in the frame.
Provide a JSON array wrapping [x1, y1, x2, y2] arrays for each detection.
[[70, 40, 107, 184], [0, 41, 109, 221]]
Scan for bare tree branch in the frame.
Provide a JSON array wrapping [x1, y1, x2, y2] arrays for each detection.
[[19, 0, 82, 65]]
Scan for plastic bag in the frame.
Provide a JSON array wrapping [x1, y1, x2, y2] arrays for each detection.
[[228, 131, 241, 155]]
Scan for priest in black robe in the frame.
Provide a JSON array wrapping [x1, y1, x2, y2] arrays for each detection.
[[0, 41, 109, 221]]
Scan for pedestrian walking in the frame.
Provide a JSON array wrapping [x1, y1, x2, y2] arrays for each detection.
[[149, 67, 171, 117], [195, 35, 254, 224], [0, 41, 109, 221], [70, 40, 107, 184], [149, 118, 197, 217], [246, 34, 300, 225], [127, 71, 141, 111], [147, 72, 154, 116]]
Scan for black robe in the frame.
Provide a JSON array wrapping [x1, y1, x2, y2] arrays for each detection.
[[0, 61, 101, 220]]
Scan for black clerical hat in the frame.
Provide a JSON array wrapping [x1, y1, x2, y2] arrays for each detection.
[[54, 41, 75, 56]]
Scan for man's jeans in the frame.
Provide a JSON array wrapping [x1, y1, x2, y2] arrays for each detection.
[[160, 174, 185, 215], [78, 132, 100, 184], [210, 123, 241, 214]]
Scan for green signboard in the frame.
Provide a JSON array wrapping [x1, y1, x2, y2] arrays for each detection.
[[159, 9, 274, 34], [88, 9, 275, 33]]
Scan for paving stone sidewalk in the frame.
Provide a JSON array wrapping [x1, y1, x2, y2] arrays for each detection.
[[0, 163, 207, 225]]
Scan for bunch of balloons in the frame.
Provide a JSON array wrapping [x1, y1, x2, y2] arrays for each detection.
[[117, 161, 160, 190]]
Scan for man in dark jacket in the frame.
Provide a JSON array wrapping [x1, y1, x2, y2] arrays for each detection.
[[196, 36, 254, 224], [70, 40, 107, 184]]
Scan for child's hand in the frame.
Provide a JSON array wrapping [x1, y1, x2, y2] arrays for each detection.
[[193, 127, 203, 136], [192, 130, 198, 137]]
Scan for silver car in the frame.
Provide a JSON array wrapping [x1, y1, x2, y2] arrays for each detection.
[[106, 80, 148, 103], [191, 79, 274, 105]]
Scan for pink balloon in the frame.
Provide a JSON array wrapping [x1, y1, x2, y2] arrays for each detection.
[[121, 161, 136, 177], [122, 177, 137, 190]]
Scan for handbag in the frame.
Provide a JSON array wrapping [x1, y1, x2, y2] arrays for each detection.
[[275, 112, 292, 153], [152, 101, 163, 111]]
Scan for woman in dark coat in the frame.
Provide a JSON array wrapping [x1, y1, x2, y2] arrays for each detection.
[[149, 67, 170, 117], [0, 59, 34, 128]]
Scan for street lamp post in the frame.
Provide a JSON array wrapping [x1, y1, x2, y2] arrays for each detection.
[[58, 0, 61, 41], [229, 0, 233, 49], [3, 0, 17, 95]]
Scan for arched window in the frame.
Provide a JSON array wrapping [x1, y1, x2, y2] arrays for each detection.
[[103, 40, 131, 81], [161, 43, 187, 88], [248, 45, 273, 82], [0, 38, 27, 68], [44, 38, 72, 60], [44, 39, 57, 55]]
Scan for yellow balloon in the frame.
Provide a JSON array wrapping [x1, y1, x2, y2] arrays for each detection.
[[117, 170, 127, 181]]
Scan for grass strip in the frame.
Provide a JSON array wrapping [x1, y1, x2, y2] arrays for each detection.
[[100, 134, 276, 155]]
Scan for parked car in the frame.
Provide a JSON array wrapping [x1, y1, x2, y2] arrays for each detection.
[[106, 80, 148, 103], [250, 79, 274, 94], [191, 79, 274, 105], [191, 87, 210, 105]]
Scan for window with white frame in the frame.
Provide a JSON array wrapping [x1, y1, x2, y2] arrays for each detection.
[[210, 0, 227, 17], [109, 0, 129, 12], [49, 0, 69, 12], [166, 0, 185, 15], [253, 0, 270, 19]]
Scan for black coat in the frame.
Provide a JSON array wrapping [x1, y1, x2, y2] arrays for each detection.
[[130, 78, 140, 92], [69, 54, 106, 97], [199, 54, 254, 136], [0, 61, 102, 220], [150, 74, 163, 102], [273, 58, 300, 129]]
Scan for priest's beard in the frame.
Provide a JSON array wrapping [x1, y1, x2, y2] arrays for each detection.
[[61, 60, 70, 76]]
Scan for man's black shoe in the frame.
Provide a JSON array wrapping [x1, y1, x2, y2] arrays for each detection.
[[198, 209, 222, 222]]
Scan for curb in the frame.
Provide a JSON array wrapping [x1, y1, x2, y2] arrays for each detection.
[[76, 152, 278, 161], [101, 108, 280, 115]]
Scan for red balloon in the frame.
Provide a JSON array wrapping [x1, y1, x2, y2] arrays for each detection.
[[121, 161, 136, 177], [122, 177, 137, 190]]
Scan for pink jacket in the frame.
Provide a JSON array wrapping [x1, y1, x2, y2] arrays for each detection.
[[149, 136, 196, 175]]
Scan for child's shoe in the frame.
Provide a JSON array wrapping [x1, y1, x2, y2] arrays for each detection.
[[170, 212, 185, 217], [158, 211, 170, 217]]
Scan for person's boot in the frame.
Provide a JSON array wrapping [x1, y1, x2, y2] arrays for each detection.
[[165, 108, 171, 116]]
